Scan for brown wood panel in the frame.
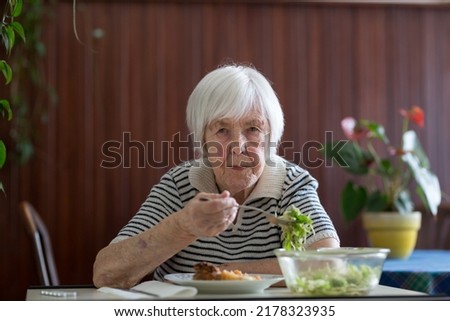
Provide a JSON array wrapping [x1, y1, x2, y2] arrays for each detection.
[[1, 1, 450, 299]]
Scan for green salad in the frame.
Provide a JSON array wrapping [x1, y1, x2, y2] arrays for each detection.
[[280, 206, 314, 251], [277, 206, 381, 296], [288, 264, 380, 296]]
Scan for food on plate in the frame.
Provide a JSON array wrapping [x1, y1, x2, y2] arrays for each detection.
[[280, 205, 314, 251], [193, 261, 221, 280], [193, 262, 261, 281]]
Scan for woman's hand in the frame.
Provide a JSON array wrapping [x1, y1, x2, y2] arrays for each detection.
[[177, 191, 238, 237]]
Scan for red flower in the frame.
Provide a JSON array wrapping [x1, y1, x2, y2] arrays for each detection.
[[341, 117, 369, 140], [400, 106, 424, 128]]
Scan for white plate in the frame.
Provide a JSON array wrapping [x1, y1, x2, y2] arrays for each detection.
[[164, 273, 284, 294]]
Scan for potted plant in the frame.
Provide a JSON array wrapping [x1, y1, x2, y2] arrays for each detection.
[[323, 106, 442, 258]]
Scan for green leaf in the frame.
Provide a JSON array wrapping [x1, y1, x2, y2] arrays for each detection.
[[0, 140, 6, 168], [402, 130, 429, 168], [362, 120, 389, 143], [410, 165, 440, 215], [4, 25, 16, 55], [376, 159, 394, 177], [416, 185, 430, 213], [366, 190, 389, 212], [0, 99, 13, 120], [10, 22, 26, 43], [11, 0, 23, 18], [402, 132, 441, 215], [325, 141, 373, 175], [0, 60, 13, 84], [394, 190, 414, 213], [341, 181, 367, 222]]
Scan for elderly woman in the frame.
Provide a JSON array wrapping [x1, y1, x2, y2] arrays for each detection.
[[93, 64, 340, 288]]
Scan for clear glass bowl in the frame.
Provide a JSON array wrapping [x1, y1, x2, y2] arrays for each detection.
[[274, 247, 390, 296]]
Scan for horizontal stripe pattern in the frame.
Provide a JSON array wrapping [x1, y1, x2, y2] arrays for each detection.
[[115, 160, 339, 281]]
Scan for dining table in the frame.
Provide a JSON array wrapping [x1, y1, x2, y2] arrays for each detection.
[[380, 249, 450, 295], [26, 284, 435, 301]]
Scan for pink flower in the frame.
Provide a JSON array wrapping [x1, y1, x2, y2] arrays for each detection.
[[341, 117, 368, 140]]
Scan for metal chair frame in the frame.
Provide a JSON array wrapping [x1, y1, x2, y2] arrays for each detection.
[[19, 201, 59, 286]]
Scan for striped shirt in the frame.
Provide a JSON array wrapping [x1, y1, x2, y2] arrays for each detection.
[[112, 155, 340, 281]]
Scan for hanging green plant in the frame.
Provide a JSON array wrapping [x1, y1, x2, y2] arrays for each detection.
[[8, 0, 57, 164], [1, 0, 26, 194], [1, 0, 56, 195]]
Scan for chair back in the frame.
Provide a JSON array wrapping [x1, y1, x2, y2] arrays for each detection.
[[19, 201, 60, 286]]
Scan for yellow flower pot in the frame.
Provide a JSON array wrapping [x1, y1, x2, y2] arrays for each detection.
[[362, 212, 421, 259]]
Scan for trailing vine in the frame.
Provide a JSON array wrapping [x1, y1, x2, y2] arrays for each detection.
[[1, 0, 55, 194], [8, 0, 57, 165], [1, 0, 25, 194]]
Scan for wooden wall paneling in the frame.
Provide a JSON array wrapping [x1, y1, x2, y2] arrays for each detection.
[[76, 2, 96, 280], [276, 5, 313, 205], [83, 2, 148, 277], [89, 4, 113, 253], [316, 7, 360, 243], [440, 14, 450, 199], [422, 10, 450, 201], [55, 3, 87, 284], [127, 4, 155, 210]]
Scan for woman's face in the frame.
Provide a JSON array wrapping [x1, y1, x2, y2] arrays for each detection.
[[204, 110, 270, 199]]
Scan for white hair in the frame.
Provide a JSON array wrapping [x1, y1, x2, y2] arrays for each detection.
[[186, 64, 284, 157]]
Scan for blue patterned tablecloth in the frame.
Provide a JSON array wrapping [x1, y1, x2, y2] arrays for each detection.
[[380, 250, 450, 295]]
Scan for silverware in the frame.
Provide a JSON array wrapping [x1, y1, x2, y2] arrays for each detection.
[[40, 290, 77, 298], [238, 204, 291, 226], [199, 197, 291, 226]]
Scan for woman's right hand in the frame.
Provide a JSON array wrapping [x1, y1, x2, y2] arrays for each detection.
[[177, 191, 238, 237]]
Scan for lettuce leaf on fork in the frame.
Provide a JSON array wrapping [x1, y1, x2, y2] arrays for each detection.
[[280, 206, 314, 251]]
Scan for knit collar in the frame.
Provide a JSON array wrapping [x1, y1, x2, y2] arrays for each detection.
[[188, 155, 286, 203]]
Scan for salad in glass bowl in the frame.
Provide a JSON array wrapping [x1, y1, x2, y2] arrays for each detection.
[[274, 247, 390, 296]]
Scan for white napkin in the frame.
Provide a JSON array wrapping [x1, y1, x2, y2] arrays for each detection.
[[98, 281, 198, 299]]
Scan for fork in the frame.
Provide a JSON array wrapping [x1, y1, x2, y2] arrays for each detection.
[[199, 197, 291, 226]]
